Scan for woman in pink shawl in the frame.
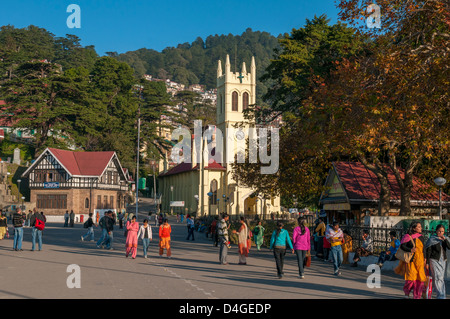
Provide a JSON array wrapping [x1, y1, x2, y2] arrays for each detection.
[[125, 216, 140, 259]]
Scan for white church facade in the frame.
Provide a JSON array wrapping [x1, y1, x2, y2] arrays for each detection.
[[158, 55, 281, 217]]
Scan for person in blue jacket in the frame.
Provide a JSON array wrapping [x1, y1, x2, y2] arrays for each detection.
[[270, 221, 294, 279], [377, 230, 401, 267]]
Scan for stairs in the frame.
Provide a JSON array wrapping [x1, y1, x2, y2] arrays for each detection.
[[0, 161, 16, 207]]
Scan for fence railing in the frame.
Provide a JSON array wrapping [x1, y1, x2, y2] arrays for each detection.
[[341, 224, 450, 256]]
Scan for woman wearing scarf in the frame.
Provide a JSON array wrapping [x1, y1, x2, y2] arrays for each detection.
[[233, 217, 250, 265], [425, 224, 450, 299], [125, 216, 140, 259], [253, 221, 265, 251], [394, 221, 426, 299]]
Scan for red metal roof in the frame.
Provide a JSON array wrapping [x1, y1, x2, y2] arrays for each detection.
[[48, 148, 115, 176], [159, 159, 226, 177], [333, 162, 449, 203]]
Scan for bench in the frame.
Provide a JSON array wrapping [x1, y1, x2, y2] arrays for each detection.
[[348, 252, 400, 271]]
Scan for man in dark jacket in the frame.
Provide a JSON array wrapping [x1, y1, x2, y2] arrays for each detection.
[[30, 210, 46, 251], [12, 208, 26, 251], [103, 211, 115, 250]]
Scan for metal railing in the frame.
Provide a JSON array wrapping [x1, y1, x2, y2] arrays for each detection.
[[341, 224, 450, 255]]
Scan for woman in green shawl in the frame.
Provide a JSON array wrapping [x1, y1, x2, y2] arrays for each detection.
[[253, 221, 265, 250]]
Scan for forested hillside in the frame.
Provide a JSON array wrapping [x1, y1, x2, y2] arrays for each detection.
[[114, 28, 282, 104]]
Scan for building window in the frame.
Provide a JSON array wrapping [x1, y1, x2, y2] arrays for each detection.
[[37, 194, 67, 209], [209, 180, 218, 205], [232, 91, 238, 111], [110, 196, 114, 209], [243, 92, 249, 110], [97, 195, 102, 209], [104, 195, 108, 208], [85, 198, 90, 209]]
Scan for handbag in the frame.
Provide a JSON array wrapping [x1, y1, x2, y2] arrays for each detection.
[[305, 252, 312, 267], [395, 235, 415, 263]]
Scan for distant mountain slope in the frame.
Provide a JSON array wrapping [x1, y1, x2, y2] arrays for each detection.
[[115, 28, 282, 104]]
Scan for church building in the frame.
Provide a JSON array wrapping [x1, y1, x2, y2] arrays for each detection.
[[158, 55, 281, 217]]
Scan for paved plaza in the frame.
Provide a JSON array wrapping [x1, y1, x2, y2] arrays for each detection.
[[0, 215, 432, 300]]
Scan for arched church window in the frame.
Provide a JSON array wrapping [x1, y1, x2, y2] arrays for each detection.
[[209, 179, 218, 205], [232, 91, 238, 111], [243, 92, 249, 110]]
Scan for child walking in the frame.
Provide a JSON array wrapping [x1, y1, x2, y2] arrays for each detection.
[[159, 218, 172, 258]]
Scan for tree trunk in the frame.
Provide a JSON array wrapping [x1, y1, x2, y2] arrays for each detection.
[[358, 155, 391, 216], [399, 171, 413, 216]]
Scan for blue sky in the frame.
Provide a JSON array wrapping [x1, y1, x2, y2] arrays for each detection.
[[0, 0, 341, 56]]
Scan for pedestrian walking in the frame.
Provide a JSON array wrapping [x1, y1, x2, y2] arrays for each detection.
[[118, 212, 124, 229], [69, 210, 75, 227], [394, 221, 426, 299], [0, 210, 7, 240], [125, 216, 139, 259], [81, 213, 96, 242], [315, 218, 326, 258], [342, 230, 353, 264], [30, 210, 45, 251], [180, 213, 184, 223], [96, 213, 108, 248], [211, 217, 219, 247], [425, 224, 450, 299], [293, 217, 310, 279], [186, 214, 195, 241], [137, 219, 153, 258], [233, 217, 251, 265], [64, 211, 69, 227], [159, 218, 172, 258], [270, 221, 294, 279], [253, 221, 265, 251], [217, 213, 230, 265], [325, 221, 344, 276], [103, 211, 115, 250], [26, 210, 32, 227], [12, 208, 26, 251]]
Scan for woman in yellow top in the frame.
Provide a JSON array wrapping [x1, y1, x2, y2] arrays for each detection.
[[342, 230, 353, 264], [394, 221, 426, 299]]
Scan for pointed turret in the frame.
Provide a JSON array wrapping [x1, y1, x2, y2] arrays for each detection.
[[250, 56, 256, 84], [225, 54, 231, 74], [241, 61, 247, 75], [217, 59, 222, 77]]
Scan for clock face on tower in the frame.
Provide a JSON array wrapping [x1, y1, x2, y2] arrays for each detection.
[[235, 129, 245, 141]]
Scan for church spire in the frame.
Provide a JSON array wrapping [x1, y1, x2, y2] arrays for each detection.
[[241, 61, 247, 75], [225, 54, 231, 74], [217, 59, 222, 77]]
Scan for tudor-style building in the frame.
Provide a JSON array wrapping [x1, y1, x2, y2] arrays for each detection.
[[21, 148, 131, 216]]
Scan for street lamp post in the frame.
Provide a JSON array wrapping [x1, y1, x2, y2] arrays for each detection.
[[434, 177, 447, 220], [21, 196, 25, 210], [170, 185, 174, 215], [17, 179, 21, 204]]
